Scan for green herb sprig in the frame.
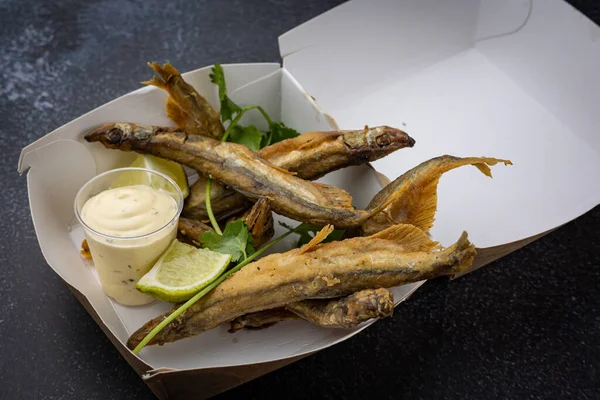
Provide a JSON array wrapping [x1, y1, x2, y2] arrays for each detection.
[[210, 64, 300, 150]]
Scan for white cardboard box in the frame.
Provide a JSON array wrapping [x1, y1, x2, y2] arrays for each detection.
[[18, 0, 600, 398]]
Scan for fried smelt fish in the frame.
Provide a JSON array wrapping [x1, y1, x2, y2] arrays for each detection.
[[183, 126, 415, 219], [362, 155, 513, 236], [126, 224, 476, 348], [287, 288, 394, 328], [144, 62, 224, 139], [86, 123, 391, 228], [259, 126, 415, 180], [229, 288, 394, 332], [177, 199, 274, 247]]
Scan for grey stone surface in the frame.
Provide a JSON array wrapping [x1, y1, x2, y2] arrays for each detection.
[[0, 0, 598, 399]]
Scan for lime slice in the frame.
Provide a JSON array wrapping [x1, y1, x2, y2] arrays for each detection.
[[110, 154, 189, 198], [136, 239, 231, 303]]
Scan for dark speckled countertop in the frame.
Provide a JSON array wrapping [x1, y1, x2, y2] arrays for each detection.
[[1, 1, 599, 399]]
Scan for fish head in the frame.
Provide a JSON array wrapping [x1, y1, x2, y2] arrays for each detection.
[[84, 123, 178, 150], [365, 126, 415, 151]]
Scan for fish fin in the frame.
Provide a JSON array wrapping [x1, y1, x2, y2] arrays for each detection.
[[298, 225, 335, 254], [296, 131, 342, 150], [243, 198, 275, 247], [364, 183, 405, 219], [447, 231, 477, 277], [142, 76, 167, 90], [258, 131, 341, 159], [370, 224, 440, 252], [312, 182, 355, 209], [147, 61, 181, 81], [389, 175, 439, 233], [166, 96, 189, 129], [363, 156, 512, 235]]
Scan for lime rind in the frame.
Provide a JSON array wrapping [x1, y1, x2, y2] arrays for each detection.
[[137, 240, 231, 303]]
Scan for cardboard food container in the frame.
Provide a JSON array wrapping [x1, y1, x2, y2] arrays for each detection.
[[18, 0, 600, 398]]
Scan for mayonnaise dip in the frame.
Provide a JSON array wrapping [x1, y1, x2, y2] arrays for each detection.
[[80, 185, 179, 306]]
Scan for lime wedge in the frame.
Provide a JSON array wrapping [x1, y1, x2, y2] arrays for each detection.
[[136, 240, 231, 303], [110, 154, 189, 198]]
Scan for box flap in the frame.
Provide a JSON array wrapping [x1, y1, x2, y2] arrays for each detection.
[[279, 0, 600, 248]]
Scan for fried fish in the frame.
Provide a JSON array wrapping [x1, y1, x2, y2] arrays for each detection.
[[229, 288, 394, 332], [260, 126, 415, 180], [144, 62, 225, 139], [126, 224, 476, 348]]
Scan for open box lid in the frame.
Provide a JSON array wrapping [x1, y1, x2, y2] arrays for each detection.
[[279, 0, 600, 248]]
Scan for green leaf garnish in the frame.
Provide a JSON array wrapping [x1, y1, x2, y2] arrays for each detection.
[[210, 64, 300, 150], [229, 124, 263, 151], [280, 222, 345, 247], [210, 63, 241, 122], [265, 122, 301, 147], [199, 220, 256, 263]]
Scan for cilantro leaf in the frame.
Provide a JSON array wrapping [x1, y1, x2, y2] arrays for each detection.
[[279, 222, 345, 247], [210, 64, 241, 122], [210, 63, 300, 150], [229, 124, 264, 151], [220, 97, 242, 122], [199, 220, 255, 263], [264, 122, 300, 147]]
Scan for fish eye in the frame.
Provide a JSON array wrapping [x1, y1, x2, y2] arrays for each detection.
[[376, 134, 392, 147]]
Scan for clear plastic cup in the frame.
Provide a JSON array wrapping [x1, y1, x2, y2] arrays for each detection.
[[74, 168, 183, 306]]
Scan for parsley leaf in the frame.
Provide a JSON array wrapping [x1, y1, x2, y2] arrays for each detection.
[[229, 124, 264, 151], [210, 64, 241, 122], [264, 122, 300, 147], [279, 222, 345, 247], [199, 220, 255, 263], [210, 64, 300, 150]]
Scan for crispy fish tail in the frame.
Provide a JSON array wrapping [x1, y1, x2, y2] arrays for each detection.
[[144, 62, 224, 139], [235, 198, 275, 247], [362, 155, 512, 235], [126, 225, 476, 349]]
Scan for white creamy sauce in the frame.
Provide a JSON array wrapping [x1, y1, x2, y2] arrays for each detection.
[[81, 185, 177, 238]]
